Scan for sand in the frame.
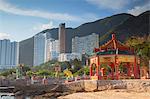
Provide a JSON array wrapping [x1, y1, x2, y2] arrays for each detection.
[[58, 90, 150, 99]]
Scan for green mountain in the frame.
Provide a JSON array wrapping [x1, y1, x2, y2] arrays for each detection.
[[43, 11, 149, 51], [19, 11, 150, 66], [113, 11, 149, 39]]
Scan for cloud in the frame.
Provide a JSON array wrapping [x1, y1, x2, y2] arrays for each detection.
[[0, 32, 11, 40], [127, 3, 150, 16], [0, 0, 81, 21], [33, 21, 56, 31], [86, 0, 129, 10], [0, 0, 102, 28]]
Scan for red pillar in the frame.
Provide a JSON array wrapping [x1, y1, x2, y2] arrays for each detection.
[[116, 65, 119, 80], [127, 63, 131, 76], [90, 65, 93, 76], [111, 63, 115, 80], [137, 58, 140, 78], [115, 56, 119, 80], [99, 65, 102, 80], [96, 65, 99, 76], [137, 65, 140, 78], [134, 56, 137, 78], [97, 57, 101, 79]]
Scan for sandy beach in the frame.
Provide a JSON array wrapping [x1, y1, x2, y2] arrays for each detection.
[[58, 90, 150, 99]]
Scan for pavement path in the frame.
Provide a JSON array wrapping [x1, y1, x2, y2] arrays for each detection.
[[58, 89, 150, 99]]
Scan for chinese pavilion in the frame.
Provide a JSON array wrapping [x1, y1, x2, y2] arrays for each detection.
[[90, 34, 140, 80]]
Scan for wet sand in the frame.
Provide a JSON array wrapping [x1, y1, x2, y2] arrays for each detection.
[[58, 90, 150, 99]]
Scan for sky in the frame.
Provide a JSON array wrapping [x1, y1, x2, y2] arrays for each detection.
[[0, 0, 149, 42]]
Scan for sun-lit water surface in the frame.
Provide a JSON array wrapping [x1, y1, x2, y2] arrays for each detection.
[[0, 93, 30, 99]]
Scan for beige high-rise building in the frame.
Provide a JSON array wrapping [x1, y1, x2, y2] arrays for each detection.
[[72, 33, 99, 55], [46, 38, 59, 61], [59, 23, 66, 53]]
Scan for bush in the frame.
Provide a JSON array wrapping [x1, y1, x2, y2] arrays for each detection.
[[0, 68, 16, 77], [26, 71, 34, 77], [74, 68, 84, 76], [36, 70, 51, 76], [74, 66, 90, 76], [84, 66, 90, 75]]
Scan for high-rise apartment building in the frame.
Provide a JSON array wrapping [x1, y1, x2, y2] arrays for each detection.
[[72, 33, 99, 55], [0, 39, 19, 69], [46, 38, 59, 61], [33, 33, 47, 66], [19, 37, 34, 66], [59, 23, 66, 53]]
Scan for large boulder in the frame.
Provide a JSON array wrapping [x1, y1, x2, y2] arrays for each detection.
[[84, 80, 97, 91]]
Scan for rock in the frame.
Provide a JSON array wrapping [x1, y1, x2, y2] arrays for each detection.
[[146, 86, 150, 92], [112, 82, 126, 89], [63, 81, 84, 92], [15, 91, 24, 96], [84, 80, 97, 92]]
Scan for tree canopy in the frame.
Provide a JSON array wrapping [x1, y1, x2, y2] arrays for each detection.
[[125, 35, 150, 69]]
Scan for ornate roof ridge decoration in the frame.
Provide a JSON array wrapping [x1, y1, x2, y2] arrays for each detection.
[[94, 33, 134, 53]]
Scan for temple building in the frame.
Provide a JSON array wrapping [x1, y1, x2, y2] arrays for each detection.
[[90, 34, 140, 80]]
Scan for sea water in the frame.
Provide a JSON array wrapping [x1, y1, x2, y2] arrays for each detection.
[[0, 93, 30, 99]]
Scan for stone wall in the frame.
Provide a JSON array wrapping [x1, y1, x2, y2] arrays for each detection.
[[1, 79, 150, 95], [97, 80, 126, 91], [123, 80, 150, 92], [63, 80, 84, 92], [65, 79, 150, 93]]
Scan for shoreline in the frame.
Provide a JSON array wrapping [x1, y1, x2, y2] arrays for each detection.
[[0, 79, 150, 98]]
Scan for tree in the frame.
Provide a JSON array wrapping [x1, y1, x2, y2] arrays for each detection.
[[64, 61, 71, 69], [71, 59, 82, 73], [125, 36, 150, 69], [74, 66, 90, 76], [22, 66, 30, 72]]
